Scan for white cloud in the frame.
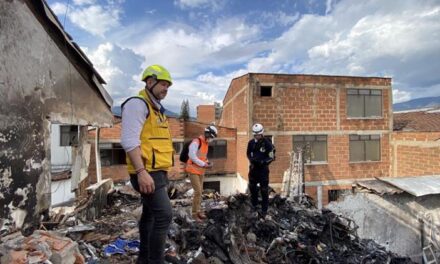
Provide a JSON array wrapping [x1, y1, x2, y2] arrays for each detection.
[[83, 43, 144, 104], [259, 11, 300, 28], [125, 17, 264, 78], [69, 5, 121, 36], [50, 1, 122, 37], [254, 0, 440, 99], [73, 0, 96, 5], [50, 2, 68, 16], [393, 89, 411, 103], [72, 0, 440, 113], [174, 0, 225, 10], [325, 0, 333, 15]]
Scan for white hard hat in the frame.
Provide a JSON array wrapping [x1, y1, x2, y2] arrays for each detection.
[[205, 125, 218, 138], [252, 123, 264, 135]]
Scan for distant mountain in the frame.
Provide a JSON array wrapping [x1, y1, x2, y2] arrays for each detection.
[[393, 96, 440, 111], [111, 106, 179, 118]]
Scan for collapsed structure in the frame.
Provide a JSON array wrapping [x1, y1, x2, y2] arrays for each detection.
[[0, 183, 415, 263]]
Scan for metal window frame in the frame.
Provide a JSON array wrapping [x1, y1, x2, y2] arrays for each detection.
[[349, 134, 381, 162], [293, 135, 328, 163], [347, 89, 383, 118]]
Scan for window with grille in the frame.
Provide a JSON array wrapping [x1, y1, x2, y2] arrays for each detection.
[[293, 135, 327, 163], [208, 140, 227, 159], [349, 134, 380, 162], [347, 89, 382, 118], [100, 143, 126, 166]]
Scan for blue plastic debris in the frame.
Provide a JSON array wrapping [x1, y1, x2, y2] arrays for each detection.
[[103, 237, 140, 256]]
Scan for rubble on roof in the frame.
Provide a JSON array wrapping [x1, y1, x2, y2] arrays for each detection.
[[0, 180, 415, 263]]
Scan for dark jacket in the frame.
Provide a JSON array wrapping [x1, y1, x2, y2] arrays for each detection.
[[247, 137, 274, 167]]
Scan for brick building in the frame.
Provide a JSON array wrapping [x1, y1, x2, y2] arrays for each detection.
[[197, 105, 215, 124], [219, 73, 393, 206], [391, 108, 440, 177]]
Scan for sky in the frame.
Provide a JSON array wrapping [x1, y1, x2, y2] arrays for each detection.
[[47, 0, 440, 115]]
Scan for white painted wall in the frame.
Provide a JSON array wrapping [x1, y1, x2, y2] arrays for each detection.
[[205, 175, 241, 195], [50, 124, 72, 172], [50, 124, 74, 206], [327, 192, 440, 263], [50, 178, 75, 206]]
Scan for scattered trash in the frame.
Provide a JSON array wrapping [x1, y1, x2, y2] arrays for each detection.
[[103, 237, 140, 257]]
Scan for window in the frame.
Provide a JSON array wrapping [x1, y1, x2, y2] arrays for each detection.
[[260, 86, 272, 97], [328, 190, 343, 202], [100, 143, 126, 166], [347, 89, 382, 118], [208, 140, 227, 159], [293, 135, 327, 163], [349, 135, 380, 162], [203, 181, 220, 193], [60, 125, 79, 146], [173, 142, 184, 155]]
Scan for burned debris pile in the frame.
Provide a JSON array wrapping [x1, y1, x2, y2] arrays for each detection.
[[169, 193, 413, 264], [0, 181, 415, 264]]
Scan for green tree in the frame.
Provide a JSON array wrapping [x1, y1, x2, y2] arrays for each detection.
[[179, 99, 190, 120]]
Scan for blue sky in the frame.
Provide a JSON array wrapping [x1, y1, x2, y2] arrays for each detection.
[[47, 0, 440, 115]]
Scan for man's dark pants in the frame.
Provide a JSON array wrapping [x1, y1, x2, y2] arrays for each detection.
[[130, 170, 172, 264], [248, 165, 269, 214]]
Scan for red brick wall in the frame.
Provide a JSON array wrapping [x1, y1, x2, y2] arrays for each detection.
[[252, 84, 338, 132], [249, 74, 391, 185], [220, 73, 392, 203], [391, 132, 440, 177], [220, 75, 250, 180], [197, 105, 215, 124], [220, 75, 250, 131]]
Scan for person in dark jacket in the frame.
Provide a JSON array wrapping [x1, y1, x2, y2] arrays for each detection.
[[246, 123, 275, 217]]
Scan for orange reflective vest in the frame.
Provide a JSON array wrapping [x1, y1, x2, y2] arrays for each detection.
[[185, 136, 208, 175]]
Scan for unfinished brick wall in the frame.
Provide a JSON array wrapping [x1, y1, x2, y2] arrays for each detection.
[[391, 132, 440, 177], [197, 105, 216, 124], [219, 73, 392, 205], [220, 75, 250, 131]]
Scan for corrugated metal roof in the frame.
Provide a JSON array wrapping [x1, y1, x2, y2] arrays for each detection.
[[378, 175, 440, 197], [356, 180, 404, 195]]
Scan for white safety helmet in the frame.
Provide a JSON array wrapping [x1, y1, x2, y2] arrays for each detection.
[[252, 123, 264, 135], [205, 125, 218, 138]]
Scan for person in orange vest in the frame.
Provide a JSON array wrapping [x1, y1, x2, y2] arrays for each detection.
[[121, 65, 174, 264], [185, 125, 218, 222]]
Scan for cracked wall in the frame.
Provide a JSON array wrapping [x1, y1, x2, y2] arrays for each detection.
[[0, 0, 112, 235]]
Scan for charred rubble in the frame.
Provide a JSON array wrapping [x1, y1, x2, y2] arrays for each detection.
[[0, 181, 415, 264], [168, 193, 413, 264]]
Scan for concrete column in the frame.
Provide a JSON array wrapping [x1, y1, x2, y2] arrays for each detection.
[[95, 127, 102, 183], [317, 185, 323, 210]]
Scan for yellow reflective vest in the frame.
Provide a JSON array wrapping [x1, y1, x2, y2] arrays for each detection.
[[123, 90, 174, 173]]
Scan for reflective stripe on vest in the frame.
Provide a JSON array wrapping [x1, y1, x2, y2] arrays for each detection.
[[124, 90, 173, 173], [185, 136, 208, 175]]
